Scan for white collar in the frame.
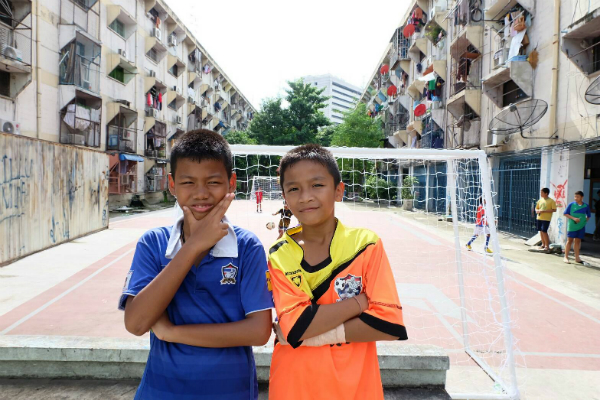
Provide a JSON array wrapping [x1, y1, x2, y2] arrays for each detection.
[[165, 214, 238, 259]]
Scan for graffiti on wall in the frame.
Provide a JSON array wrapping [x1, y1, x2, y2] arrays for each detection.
[[0, 133, 109, 265], [552, 179, 568, 208]]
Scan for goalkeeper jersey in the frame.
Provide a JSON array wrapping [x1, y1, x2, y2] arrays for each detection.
[[267, 220, 407, 400]]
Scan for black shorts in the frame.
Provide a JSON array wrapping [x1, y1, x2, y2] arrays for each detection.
[[536, 220, 550, 233]]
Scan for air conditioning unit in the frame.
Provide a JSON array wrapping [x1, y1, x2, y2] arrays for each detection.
[[121, 129, 133, 140], [176, 86, 182, 95], [118, 49, 127, 58], [82, 80, 91, 90], [146, 108, 159, 118], [148, 70, 156, 77], [188, 96, 194, 103], [116, 99, 131, 107], [168, 35, 177, 47], [152, 27, 162, 41], [493, 48, 509, 69], [2, 46, 23, 62], [0, 119, 20, 135], [175, 115, 182, 124]]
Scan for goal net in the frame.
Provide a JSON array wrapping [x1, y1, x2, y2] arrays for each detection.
[[228, 145, 521, 399]]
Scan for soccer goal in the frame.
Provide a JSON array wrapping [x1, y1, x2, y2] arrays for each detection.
[[229, 145, 521, 400], [249, 176, 283, 201]]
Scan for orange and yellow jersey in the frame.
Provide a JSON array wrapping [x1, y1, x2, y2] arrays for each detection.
[[267, 220, 407, 400]]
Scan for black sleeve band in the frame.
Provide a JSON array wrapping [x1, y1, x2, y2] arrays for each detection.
[[287, 303, 320, 348], [359, 313, 408, 340]]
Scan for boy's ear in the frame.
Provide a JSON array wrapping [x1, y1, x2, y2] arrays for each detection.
[[228, 172, 237, 194], [334, 182, 345, 202], [168, 174, 176, 196]]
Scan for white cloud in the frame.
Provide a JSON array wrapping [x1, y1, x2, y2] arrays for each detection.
[[167, 0, 410, 109]]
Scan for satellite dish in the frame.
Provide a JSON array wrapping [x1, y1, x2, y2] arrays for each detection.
[[488, 99, 549, 139], [585, 75, 600, 104]]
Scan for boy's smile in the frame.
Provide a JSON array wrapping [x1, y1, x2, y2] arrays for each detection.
[[169, 158, 236, 221], [282, 160, 343, 226]]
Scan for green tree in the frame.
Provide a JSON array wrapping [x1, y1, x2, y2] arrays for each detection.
[[224, 129, 256, 145], [315, 125, 337, 147], [284, 79, 331, 144], [331, 103, 384, 148], [248, 80, 330, 145]]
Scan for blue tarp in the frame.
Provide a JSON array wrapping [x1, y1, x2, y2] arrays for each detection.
[[120, 153, 144, 162]]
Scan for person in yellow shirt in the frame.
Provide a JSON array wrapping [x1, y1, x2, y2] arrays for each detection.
[[535, 188, 557, 252]]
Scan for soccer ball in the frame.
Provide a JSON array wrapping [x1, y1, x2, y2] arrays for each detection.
[[266, 222, 276, 230]]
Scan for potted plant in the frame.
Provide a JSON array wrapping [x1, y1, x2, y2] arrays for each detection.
[[401, 175, 419, 211]]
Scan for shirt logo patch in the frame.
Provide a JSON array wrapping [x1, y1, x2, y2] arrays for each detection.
[[220, 263, 238, 285], [291, 275, 302, 287], [123, 270, 133, 290], [334, 274, 362, 301], [266, 271, 272, 291]]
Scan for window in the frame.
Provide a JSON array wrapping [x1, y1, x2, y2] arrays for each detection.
[[332, 95, 353, 104], [168, 99, 177, 110], [109, 66, 125, 83], [147, 48, 158, 63], [332, 102, 351, 110], [169, 64, 178, 77], [109, 19, 125, 38], [0, 71, 9, 97], [502, 80, 528, 107], [332, 81, 361, 96]]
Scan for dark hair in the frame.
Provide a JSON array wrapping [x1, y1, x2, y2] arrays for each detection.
[[170, 129, 233, 178], [541, 188, 550, 195], [279, 144, 341, 189], [575, 191, 584, 197]]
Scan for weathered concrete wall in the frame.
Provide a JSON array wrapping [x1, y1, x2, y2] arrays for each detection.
[[0, 133, 109, 266]]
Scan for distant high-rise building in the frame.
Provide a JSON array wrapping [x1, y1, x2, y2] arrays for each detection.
[[302, 75, 362, 125]]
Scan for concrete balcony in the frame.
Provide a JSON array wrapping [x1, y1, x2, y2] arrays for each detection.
[[447, 88, 481, 119], [485, 0, 534, 21], [145, 35, 167, 63], [107, 5, 137, 40], [167, 88, 185, 110], [108, 51, 138, 85], [167, 54, 185, 77], [482, 59, 533, 108], [144, 74, 167, 95], [409, 34, 428, 63]]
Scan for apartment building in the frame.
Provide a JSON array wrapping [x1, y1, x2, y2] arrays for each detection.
[[0, 0, 255, 207], [302, 74, 362, 125], [359, 0, 600, 243]]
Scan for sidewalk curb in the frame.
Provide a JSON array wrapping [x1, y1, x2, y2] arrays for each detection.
[[0, 336, 449, 388]]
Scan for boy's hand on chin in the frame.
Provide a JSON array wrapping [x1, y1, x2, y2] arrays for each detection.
[[152, 312, 174, 342], [182, 193, 235, 254]]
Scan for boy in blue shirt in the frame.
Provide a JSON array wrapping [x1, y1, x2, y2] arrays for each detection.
[[119, 129, 273, 400], [563, 190, 591, 264]]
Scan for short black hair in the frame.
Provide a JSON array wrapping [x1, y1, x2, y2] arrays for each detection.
[[279, 144, 341, 189], [575, 191, 584, 197], [541, 188, 550, 195], [170, 129, 232, 178]]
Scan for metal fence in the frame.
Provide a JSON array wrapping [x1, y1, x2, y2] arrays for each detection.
[[494, 155, 541, 237]]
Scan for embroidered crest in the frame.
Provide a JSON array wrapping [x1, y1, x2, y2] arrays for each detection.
[[220, 263, 238, 285], [291, 275, 302, 287], [334, 274, 362, 300]]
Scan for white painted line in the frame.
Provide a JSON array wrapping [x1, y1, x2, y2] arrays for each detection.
[[507, 275, 600, 325], [0, 248, 135, 335], [109, 209, 173, 225]]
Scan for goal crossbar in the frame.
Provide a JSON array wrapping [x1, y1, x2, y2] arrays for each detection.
[[230, 145, 486, 160]]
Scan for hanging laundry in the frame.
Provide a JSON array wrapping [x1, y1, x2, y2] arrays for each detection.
[[147, 93, 152, 106], [428, 79, 436, 91]]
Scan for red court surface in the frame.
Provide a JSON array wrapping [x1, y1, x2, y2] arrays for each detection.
[[1, 200, 599, 398]]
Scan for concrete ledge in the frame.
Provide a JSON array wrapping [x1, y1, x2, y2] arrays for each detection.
[[0, 336, 449, 388]]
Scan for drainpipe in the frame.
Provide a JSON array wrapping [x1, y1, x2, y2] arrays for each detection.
[[548, 0, 561, 139], [35, 0, 42, 139]]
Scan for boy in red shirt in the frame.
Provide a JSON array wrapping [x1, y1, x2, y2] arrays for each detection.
[[466, 197, 493, 254], [256, 187, 263, 213]]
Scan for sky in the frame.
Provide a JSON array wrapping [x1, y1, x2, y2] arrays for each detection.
[[168, 0, 411, 110]]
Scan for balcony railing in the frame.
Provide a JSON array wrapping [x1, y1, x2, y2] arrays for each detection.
[[449, 52, 481, 97], [390, 28, 410, 68], [107, 125, 137, 153], [60, 104, 101, 147], [448, 0, 484, 44], [0, 17, 32, 70], [146, 168, 168, 192], [421, 117, 444, 149], [60, 53, 101, 93], [109, 170, 137, 194]]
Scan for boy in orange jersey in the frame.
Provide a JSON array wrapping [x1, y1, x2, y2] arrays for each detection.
[[268, 144, 407, 400]]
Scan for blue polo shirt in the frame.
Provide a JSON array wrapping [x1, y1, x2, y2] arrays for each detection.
[[119, 216, 273, 400]]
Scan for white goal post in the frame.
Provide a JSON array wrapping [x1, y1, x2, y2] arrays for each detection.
[[229, 145, 520, 400]]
